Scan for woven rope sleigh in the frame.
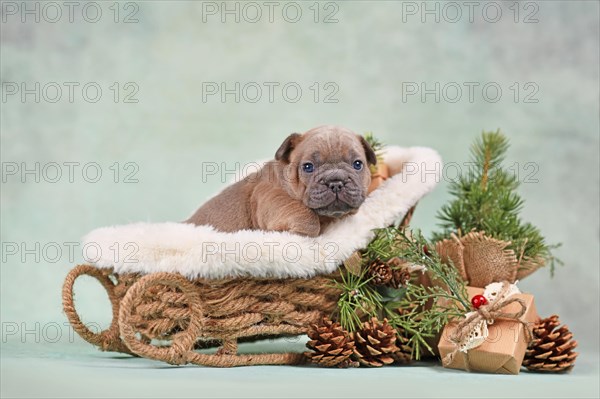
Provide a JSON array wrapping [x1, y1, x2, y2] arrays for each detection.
[[62, 146, 442, 367]]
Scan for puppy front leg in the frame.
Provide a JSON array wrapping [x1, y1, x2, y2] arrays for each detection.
[[259, 203, 321, 237], [282, 209, 321, 237], [251, 187, 320, 237]]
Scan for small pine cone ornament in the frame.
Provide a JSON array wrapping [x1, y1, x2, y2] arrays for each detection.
[[353, 317, 399, 367], [523, 315, 578, 372], [387, 258, 412, 289], [368, 259, 393, 285], [305, 317, 358, 368], [369, 258, 412, 288], [391, 268, 411, 289]]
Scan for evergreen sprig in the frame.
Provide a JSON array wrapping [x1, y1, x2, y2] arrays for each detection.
[[382, 229, 469, 360], [335, 226, 469, 360], [363, 226, 403, 261], [432, 130, 562, 275], [333, 268, 383, 332], [363, 132, 386, 174], [363, 132, 385, 155]]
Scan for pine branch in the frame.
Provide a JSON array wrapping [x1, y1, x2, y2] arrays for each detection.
[[332, 226, 470, 359], [363, 132, 385, 155], [433, 130, 561, 273], [333, 269, 383, 332], [363, 132, 386, 174], [367, 228, 469, 359]]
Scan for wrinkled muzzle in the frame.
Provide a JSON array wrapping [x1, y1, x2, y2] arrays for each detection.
[[305, 167, 367, 217]]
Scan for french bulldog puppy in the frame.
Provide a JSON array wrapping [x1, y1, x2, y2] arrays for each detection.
[[186, 125, 377, 236]]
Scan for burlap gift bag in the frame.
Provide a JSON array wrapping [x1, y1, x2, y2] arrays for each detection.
[[436, 231, 545, 287]]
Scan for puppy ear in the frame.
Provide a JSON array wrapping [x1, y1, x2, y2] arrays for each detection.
[[358, 135, 378, 166], [275, 133, 302, 163]]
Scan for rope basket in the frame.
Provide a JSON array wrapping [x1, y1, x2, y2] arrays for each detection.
[[62, 206, 417, 367], [62, 265, 341, 367]]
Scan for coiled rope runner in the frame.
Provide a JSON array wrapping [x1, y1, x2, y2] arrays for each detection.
[[63, 265, 341, 367]]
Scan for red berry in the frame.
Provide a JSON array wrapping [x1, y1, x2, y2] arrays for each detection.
[[423, 245, 430, 256], [471, 294, 488, 309]]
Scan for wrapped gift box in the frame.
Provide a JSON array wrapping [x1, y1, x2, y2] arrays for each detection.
[[438, 286, 538, 374]]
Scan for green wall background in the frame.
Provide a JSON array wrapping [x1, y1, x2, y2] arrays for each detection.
[[1, 0, 598, 387]]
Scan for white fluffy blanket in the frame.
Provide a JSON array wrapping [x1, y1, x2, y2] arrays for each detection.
[[82, 146, 441, 279]]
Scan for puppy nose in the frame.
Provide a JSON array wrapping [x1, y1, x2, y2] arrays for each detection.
[[328, 180, 344, 193]]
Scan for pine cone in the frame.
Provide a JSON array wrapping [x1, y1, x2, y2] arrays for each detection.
[[305, 317, 358, 368], [390, 268, 411, 289], [368, 259, 393, 285], [353, 317, 399, 367], [523, 315, 578, 372], [391, 330, 414, 364], [387, 258, 412, 289], [390, 304, 418, 363]]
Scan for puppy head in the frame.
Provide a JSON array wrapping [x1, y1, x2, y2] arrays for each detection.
[[275, 125, 377, 218]]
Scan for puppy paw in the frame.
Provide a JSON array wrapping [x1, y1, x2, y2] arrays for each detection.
[[288, 222, 320, 237]]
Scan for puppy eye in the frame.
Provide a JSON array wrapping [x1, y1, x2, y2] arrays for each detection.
[[353, 160, 363, 170], [302, 162, 314, 173]]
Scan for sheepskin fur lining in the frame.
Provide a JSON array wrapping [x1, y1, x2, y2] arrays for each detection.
[[82, 146, 441, 279]]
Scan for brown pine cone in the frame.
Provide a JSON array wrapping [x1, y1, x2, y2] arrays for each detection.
[[368, 259, 393, 285], [304, 317, 358, 368], [391, 330, 414, 364], [390, 268, 411, 289], [386, 257, 412, 289], [353, 317, 399, 367], [389, 304, 417, 363], [523, 315, 578, 372]]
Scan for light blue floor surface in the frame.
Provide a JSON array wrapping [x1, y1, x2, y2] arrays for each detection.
[[1, 335, 598, 398]]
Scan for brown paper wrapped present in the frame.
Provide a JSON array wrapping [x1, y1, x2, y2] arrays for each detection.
[[438, 285, 538, 374]]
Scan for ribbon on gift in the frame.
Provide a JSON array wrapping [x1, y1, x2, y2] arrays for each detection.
[[442, 281, 534, 371]]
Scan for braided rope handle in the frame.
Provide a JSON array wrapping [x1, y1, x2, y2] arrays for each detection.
[[62, 265, 132, 354]]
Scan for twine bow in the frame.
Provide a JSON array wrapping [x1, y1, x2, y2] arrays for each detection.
[[442, 281, 534, 370]]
